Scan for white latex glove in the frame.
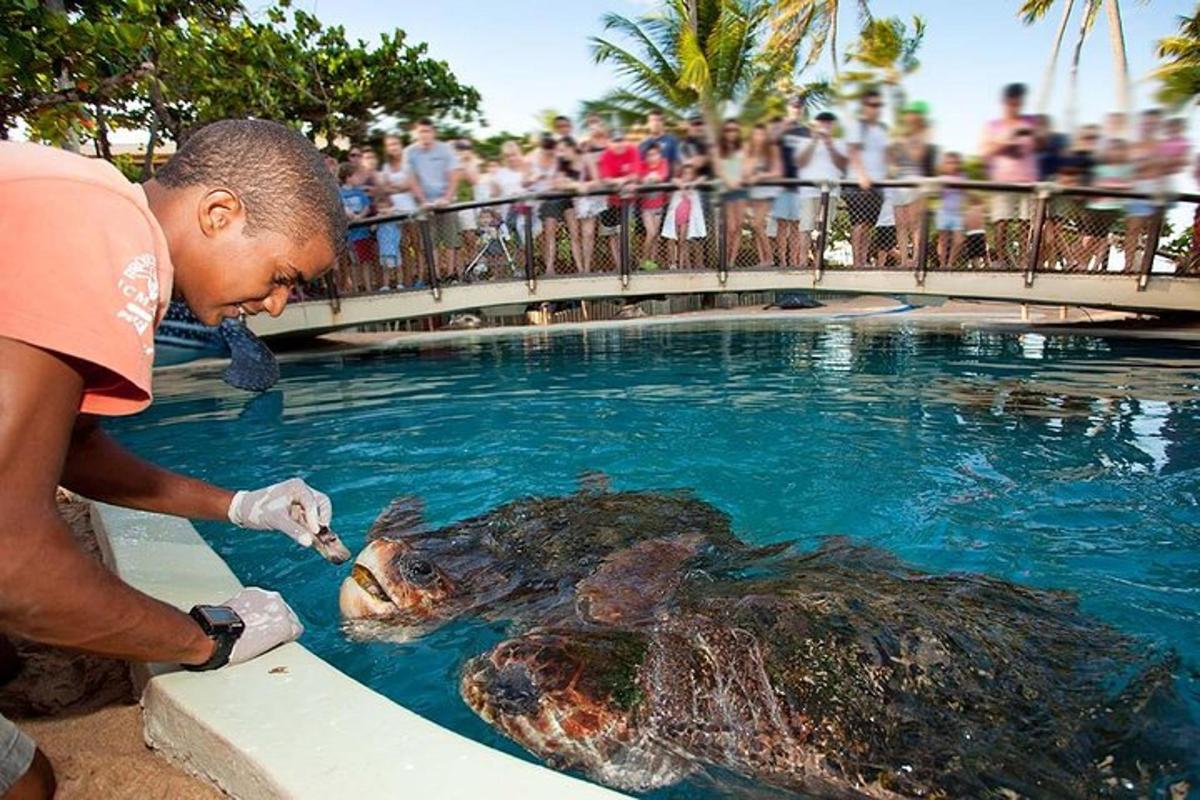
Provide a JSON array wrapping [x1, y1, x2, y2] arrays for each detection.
[[228, 478, 349, 563], [222, 587, 304, 667]]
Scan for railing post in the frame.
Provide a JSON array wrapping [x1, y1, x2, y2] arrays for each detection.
[[324, 266, 341, 314], [716, 188, 728, 285], [522, 206, 536, 292], [913, 179, 935, 286], [619, 199, 632, 288], [420, 212, 441, 301], [1137, 196, 1170, 290], [1024, 183, 1052, 287], [813, 182, 831, 283]]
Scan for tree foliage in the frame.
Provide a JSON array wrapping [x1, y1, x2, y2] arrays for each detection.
[[842, 15, 926, 116], [1153, 7, 1200, 108], [583, 0, 832, 128], [0, 0, 481, 168]]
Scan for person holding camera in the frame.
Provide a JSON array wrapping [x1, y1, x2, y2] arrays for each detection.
[[980, 83, 1038, 268]]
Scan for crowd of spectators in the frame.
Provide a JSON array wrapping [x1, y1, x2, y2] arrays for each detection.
[[327, 84, 1194, 294]]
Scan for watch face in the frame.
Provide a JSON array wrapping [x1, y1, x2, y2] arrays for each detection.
[[197, 605, 244, 632]]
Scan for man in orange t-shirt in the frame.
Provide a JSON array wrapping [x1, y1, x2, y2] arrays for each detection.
[[0, 120, 347, 798]]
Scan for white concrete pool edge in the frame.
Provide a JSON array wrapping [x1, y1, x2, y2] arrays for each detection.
[[89, 502, 625, 800]]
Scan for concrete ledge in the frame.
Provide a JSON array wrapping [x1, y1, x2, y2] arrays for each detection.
[[91, 503, 624, 799]]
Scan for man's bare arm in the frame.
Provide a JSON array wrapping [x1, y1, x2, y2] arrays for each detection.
[[62, 417, 233, 521], [0, 337, 214, 665]]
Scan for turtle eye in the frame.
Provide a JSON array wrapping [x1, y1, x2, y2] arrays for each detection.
[[404, 558, 437, 585]]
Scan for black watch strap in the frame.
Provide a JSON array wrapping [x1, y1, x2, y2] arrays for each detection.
[[184, 605, 245, 672]]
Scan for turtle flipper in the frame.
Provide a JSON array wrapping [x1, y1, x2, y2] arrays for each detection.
[[367, 495, 427, 542], [574, 533, 707, 625], [576, 470, 612, 495]]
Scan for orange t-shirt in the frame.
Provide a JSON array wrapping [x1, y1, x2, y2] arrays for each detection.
[[0, 142, 174, 415]]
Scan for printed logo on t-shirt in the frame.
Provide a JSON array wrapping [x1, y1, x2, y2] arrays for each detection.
[[116, 253, 159, 353]]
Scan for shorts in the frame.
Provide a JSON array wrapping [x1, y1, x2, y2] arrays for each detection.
[[748, 185, 781, 202], [0, 712, 35, 794], [350, 236, 377, 264], [723, 189, 749, 203], [935, 209, 963, 232], [990, 192, 1031, 221], [538, 198, 570, 221], [798, 195, 824, 231], [891, 187, 921, 207], [771, 190, 802, 221], [574, 195, 606, 219], [376, 222, 401, 265], [871, 225, 897, 254], [1081, 208, 1119, 235], [1126, 200, 1156, 218], [431, 212, 461, 248], [599, 205, 623, 228], [963, 231, 987, 259], [845, 188, 884, 226]]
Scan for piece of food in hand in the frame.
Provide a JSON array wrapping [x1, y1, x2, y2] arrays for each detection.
[[312, 525, 351, 564]]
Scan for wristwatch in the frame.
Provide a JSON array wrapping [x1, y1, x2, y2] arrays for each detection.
[[183, 605, 245, 671]]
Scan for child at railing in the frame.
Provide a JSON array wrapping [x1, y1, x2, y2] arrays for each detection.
[[1080, 139, 1132, 272], [936, 152, 965, 268], [663, 163, 707, 269], [1042, 163, 1084, 271], [962, 195, 989, 270]]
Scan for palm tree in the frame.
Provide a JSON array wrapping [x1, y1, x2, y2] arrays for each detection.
[[1153, 7, 1200, 108], [584, 0, 774, 128], [841, 15, 926, 120], [1018, 0, 1132, 131], [764, 0, 872, 92]]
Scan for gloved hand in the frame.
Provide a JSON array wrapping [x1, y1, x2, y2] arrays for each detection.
[[228, 478, 350, 563], [223, 587, 304, 667]]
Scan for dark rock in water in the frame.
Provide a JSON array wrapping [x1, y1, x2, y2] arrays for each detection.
[[219, 317, 279, 392], [338, 476, 774, 641], [462, 538, 1197, 798]]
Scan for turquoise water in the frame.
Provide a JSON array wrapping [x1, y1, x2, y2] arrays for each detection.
[[112, 321, 1200, 794]]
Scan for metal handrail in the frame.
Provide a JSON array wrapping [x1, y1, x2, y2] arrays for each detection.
[[347, 177, 1196, 232]]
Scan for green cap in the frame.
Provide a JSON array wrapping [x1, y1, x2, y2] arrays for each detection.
[[903, 99, 930, 115]]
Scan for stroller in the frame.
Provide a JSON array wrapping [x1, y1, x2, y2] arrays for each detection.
[[463, 206, 518, 282]]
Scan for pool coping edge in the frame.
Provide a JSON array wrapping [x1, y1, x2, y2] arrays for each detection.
[[89, 501, 626, 800]]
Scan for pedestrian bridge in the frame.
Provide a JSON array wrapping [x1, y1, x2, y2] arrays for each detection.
[[249, 267, 1199, 339], [248, 179, 1198, 340]]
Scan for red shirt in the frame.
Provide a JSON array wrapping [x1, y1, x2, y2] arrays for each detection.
[[638, 159, 670, 209], [598, 145, 642, 206]]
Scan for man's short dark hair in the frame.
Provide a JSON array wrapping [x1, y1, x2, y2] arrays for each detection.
[[644, 142, 662, 154], [647, 108, 663, 117], [157, 119, 347, 264], [416, 118, 435, 128], [815, 111, 837, 122], [553, 115, 571, 125], [861, 88, 882, 102], [1003, 82, 1027, 100]]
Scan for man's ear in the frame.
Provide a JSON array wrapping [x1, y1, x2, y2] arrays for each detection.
[[197, 189, 243, 239]]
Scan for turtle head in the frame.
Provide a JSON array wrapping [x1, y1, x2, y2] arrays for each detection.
[[462, 629, 653, 780], [338, 536, 457, 635]]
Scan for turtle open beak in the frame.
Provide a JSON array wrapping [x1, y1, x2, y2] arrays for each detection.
[[339, 561, 396, 618]]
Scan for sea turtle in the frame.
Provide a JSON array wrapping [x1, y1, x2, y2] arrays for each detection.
[[338, 474, 762, 640], [462, 539, 1193, 798]]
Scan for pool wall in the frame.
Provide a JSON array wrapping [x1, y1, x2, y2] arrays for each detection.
[[90, 502, 624, 799]]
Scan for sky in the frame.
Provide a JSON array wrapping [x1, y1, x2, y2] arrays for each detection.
[[295, 0, 1193, 155]]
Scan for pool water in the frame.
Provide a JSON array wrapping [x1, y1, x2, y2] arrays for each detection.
[[111, 321, 1200, 795]]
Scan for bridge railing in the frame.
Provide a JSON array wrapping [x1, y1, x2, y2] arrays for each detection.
[[314, 178, 1197, 307]]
